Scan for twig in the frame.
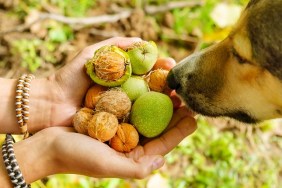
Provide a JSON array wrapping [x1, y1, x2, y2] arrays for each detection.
[[145, 0, 203, 14], [0, 11, 132, 36], [0, 18, 43, 36], [0, 1, 202, 35], [39, 10, 132, 25]]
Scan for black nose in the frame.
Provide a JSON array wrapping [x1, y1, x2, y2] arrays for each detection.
[[167, 70, 180, 90]]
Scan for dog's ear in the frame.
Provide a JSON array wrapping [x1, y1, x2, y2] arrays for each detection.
[[246, 0, 282, 80], [246, 0, 260, 9]]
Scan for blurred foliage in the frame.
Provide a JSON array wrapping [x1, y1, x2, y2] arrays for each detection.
[[11, 39, 54, 72], [28, 118, 282, 188], [1, 0, 282, 188], [165, 118, 282, 188], [49, 0, 96, 17], [3, 0, 246, 72], [13, 0, 96, 18]]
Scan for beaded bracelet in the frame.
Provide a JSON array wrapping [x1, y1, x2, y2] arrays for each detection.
[[2, 134, 30, 188], [15, 74, 35, 139]]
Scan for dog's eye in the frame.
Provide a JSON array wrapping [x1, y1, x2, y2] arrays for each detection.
[[232, 49, 247, 64]]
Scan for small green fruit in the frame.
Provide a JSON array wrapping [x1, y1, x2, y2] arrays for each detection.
[[130, 91, 173, 138], [85, 45, 132, 87], [121, 76, 149, 101], [126, 41, 158, 75]]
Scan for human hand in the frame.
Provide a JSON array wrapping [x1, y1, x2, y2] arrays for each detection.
[[43, 37, 184, 132], [0, 37, 144, 134], [44, 37, 144, 130], [0, 107, 196, 185]]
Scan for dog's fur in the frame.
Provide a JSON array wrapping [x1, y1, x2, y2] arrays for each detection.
[[167, 0, 282, 123]]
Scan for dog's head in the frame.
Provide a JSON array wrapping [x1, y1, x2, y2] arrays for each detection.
[[167, 0, 282, 123]]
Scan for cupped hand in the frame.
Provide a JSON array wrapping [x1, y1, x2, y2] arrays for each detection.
[[46, 37, 180, 130], [57, 106, 196, 177], [47, 37, 142, 127], [14, 106, 197, 183]]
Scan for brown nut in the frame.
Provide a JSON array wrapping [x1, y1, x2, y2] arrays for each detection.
[[84, 84, 107, 109], [110, 123, 139, 152], [93, 46, 127, 81], [73, 108, 94, 135], [85, 45, 131, 87], [95, 89, 131, 119], [146, 69, 169, 92], [88, 111, 119, 142]]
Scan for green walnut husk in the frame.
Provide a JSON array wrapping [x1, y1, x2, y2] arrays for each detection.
[[121, 76, 149, 101], [85, 45, 132, 87], [130, 91, 173, 138], [126, 41, 158, 75]]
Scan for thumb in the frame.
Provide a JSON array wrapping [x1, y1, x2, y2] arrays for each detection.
[[136, 155, 165, 178], [109, 154, 165, 179]]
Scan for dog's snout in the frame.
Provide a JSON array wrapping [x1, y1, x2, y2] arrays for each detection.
[[167, 70, 180, 90]]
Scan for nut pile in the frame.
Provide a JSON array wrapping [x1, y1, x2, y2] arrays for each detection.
[[73, 41, 178, 153]]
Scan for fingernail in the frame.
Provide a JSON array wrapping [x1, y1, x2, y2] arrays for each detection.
[[152, 157, 164, 170]]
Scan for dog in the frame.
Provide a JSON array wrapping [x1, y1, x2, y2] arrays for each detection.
[[167, 0, 282, 123]]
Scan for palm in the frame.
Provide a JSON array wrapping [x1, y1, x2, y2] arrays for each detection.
[[49, 37, 145, 127], [51, 106, 196, 178]]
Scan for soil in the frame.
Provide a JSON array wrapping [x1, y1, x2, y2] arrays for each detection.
[[0, 1, 197, 78]]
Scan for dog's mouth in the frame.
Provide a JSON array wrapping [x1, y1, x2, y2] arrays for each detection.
[[178, 92, 258, 124], [167, 68, 258, 124], [224, 111, 258, 124]]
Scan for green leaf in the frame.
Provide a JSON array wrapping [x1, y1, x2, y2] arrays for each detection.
[[48, 28, 68, 43]]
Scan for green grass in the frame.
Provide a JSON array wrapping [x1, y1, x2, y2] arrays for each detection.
[[29, 117, 282, 188]]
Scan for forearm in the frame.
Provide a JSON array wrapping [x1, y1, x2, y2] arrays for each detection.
[[0, 78, 54, 134], [13, 135, 58, 183], [0, 134, 58, 186]]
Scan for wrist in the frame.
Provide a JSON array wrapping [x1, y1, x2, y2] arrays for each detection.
[[0, 77, 58, 134], [13, 130, 58, 183], [0, 155, 13, 188], [0, 131, 57, 186], [28, 77, 54, 132], [23, 73, 79, 132]]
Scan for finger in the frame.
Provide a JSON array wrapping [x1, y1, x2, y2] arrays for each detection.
[[56, 127, 75, 133], [126, 145, 145, 161], [166, 106, 194, 130], [61, 132, 164, 179], [153, 57, 176, 71], [114, 37, 142, 49], [81, 37, 142, 60], [140, 106, 194, 146], [162, 57, 176, 64], [65, 37, 142, 71], [105, 154, 165, 179], [143, 116, 197, 156], [33, 127, 75, 137]]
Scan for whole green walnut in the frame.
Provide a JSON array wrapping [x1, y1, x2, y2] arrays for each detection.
[[126, 41, 158, 75], [130, 91, 173, 138]]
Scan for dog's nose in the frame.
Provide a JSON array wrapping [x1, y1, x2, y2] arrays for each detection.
[[167, 70, 180, 90]]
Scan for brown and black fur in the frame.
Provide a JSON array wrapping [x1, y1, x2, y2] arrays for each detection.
[[167, 0, 282, 123]]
